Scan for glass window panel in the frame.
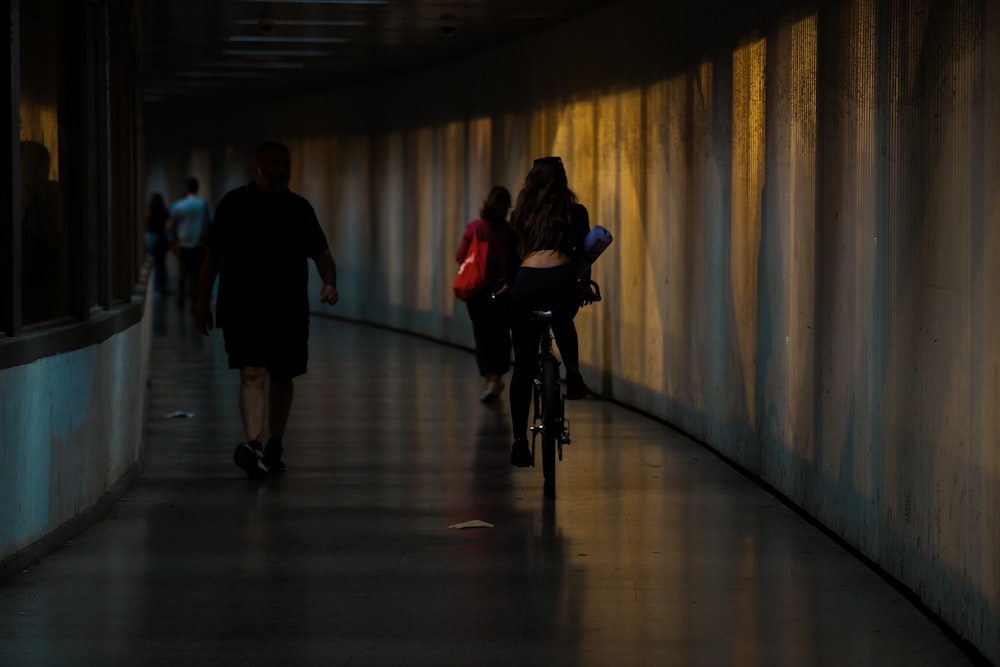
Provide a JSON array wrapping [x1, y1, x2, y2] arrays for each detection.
[[110, 12, 136, 302], [20, 0, 68, 325]]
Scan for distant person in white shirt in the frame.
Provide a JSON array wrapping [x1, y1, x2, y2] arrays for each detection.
[[168, 176, 213, 306]]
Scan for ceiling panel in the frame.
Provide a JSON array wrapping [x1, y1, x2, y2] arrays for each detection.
[[139, 0, 613, 111]]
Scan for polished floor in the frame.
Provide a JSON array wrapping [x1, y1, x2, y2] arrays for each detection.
[[0, 297, 980, 666]]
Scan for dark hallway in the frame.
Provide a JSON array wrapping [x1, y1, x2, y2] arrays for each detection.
[[0, 305, 974, 666]]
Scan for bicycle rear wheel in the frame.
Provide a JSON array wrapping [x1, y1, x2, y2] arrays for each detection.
[[541, 354, 562, 499]]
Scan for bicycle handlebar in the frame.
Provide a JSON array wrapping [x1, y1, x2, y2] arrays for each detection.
[[582, 279, 602, 305]]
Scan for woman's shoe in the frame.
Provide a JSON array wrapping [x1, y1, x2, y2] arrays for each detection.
[[480, 380, 499, 403], [480, 376, 507, 403]]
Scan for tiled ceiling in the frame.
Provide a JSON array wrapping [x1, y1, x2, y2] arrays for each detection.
[[139, 0, 613, 111]]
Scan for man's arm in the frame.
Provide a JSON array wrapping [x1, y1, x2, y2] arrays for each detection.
[[313, 248, 339, 305]]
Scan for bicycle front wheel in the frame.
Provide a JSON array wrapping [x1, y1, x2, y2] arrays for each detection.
[[541, 355, 562, 499]]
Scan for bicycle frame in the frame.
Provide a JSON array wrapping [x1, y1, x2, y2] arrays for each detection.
[[499, 279, 601, 500], [529, 313, 571, 500]]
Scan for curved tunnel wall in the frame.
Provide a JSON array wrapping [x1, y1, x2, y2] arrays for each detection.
[[145, 0, 1000, 660], [0, 296, 151, 581]]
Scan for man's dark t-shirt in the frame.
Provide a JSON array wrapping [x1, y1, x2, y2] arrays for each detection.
[[209, 182, 329, 334]]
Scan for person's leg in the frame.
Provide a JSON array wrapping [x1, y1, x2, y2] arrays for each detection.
[[153, 242, 167, 294], [551, 320, 580, 375], [507, 318, 536, 466], [146, 233, 163, 294], [145, 232, 156, 263], [508, 319, 538, 439], [549, 266, 586, 398], [552, 320, 587, 398], [490, 292, 512, 380], [268, 378, 294, 439], [264, 328, 308, 471], [187, 247, 206, 303], [239, 366, 268, 442], [508, 271, 546, 466], [175, 249, 185, 303], [468, 293, 504, 401], [225, 325, 271, 477], [466, 294, 491, 377], [177, 248, 193, 304], [263, 377, 293, 471], [234, 365, 269, 478]]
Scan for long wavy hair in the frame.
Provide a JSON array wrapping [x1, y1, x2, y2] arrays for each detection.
[[509, 157, 578, 258], [480, 185, 511, 225]]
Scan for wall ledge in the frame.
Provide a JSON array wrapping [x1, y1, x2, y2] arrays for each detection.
[[0, 293, 145, 370]]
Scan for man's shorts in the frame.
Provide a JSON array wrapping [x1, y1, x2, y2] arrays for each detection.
[[222, 323, 308, 381]]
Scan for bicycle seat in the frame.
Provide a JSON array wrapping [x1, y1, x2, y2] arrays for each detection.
[[530, 310, 555, 321]]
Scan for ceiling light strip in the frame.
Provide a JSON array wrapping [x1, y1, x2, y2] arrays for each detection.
[[245, 0, 387, 5], [235, 19, 365, 27], [228, 36, 347, 43], [222, 49, 330, 57]]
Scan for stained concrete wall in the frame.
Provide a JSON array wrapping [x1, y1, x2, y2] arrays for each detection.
[[0, 295, 151, 578], [144, 0, 1000, 660]]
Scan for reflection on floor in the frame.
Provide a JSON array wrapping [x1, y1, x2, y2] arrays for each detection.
[[0, 301, 977, 666]]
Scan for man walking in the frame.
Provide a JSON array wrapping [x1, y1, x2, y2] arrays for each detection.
[[193, 142, 339, 478], [169, 176, 212, 306]]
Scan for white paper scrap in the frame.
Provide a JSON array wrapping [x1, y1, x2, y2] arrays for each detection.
[[449, 520, 494, 529]]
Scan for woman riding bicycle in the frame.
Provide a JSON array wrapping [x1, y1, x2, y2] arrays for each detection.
[[506, 156, 598, 468]]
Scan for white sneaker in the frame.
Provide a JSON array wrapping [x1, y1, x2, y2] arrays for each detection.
[[480, 380, 499, 403]]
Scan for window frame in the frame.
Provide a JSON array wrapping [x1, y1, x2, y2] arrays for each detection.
[[0, 0, 144, 368]]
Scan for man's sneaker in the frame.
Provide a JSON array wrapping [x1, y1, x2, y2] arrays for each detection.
[[264, 439, 286, 472], [234, 440, 268, 479], [510, 438, 532, 467], [565, 371, 588, 400]]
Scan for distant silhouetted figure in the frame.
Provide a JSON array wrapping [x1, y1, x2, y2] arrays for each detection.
[[145, 192, 170, 295], [455, 185, 513, 403], [168, 176, 212, 306], [193, 141, 339, 478]]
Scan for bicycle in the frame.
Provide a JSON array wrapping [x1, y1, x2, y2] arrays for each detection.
[[528, 280, 601, 499]]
